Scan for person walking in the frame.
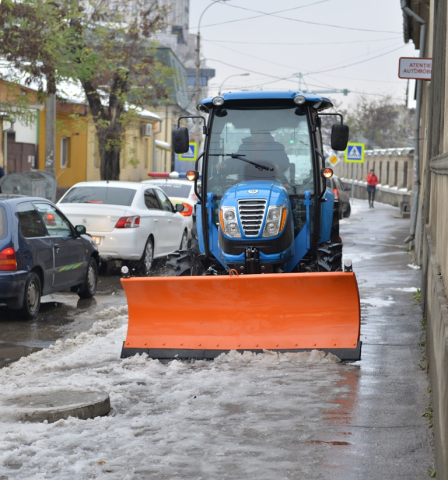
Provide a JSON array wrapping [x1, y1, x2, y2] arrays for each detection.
[[366, 169, 378, 208]]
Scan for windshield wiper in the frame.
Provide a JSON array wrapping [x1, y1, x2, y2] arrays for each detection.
[[209, 153, 273, 172]]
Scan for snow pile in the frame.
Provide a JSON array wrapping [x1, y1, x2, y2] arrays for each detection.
[[215, 349, 340, 364], [362, 295, 395, 307], [0, 308, 352, 480], [407, 263, 422, 270]]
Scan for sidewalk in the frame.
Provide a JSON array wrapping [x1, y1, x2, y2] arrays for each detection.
[[0, 199, 433, 479]]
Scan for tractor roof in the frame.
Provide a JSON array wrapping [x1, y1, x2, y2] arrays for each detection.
[[197, 90, 333, 112]]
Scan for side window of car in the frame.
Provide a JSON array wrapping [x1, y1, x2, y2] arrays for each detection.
[[17, 202, 47, 238], [35, 203, 73, 238], [144, 189, 161, 210], [154, 189, 174, 213]]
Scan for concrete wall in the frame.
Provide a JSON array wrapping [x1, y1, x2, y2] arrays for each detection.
[[332, 148, 413, 210], [408, 0, 448, 477], [422, 226, 448, 478]]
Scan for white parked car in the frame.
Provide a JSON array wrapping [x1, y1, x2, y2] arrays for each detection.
[[57, 181, 188, 274], [141, 177, 198, 240]]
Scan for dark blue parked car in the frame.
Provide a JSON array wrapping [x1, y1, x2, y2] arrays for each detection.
[[0, 195, 100, 319]]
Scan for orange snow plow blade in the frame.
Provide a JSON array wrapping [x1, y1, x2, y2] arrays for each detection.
[[120, 272, 361, 361]]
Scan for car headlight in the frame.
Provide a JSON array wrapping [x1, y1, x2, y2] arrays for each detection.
[[262, 204, 287, 237], [219, 207, 241, 238]]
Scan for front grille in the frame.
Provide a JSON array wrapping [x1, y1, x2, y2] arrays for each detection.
[[238, 199, 267, 236]]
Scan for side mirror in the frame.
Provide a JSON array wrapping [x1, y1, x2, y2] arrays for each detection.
[[172, 127, 190, 154], [75, 225, 86, 235], [331, 124, 349, 151], [344, 185, 351, 191], [175, 204, 185, 212]]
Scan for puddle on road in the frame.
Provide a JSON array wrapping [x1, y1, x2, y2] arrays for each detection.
[[0, 273, 126, 370], [0, 343, 43, 369]]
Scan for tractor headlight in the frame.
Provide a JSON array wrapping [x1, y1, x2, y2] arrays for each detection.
[[263, 204, 287, 237], [224, 209, 235, 221], [267, 207, 281, 221], [220, 207, 241, 238]]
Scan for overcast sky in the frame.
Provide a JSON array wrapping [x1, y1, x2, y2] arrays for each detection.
[[188, 0, 419, 108]]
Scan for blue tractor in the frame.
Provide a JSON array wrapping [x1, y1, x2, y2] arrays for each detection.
[[120, 91, 361, 362], [168, 91, 350, 276]]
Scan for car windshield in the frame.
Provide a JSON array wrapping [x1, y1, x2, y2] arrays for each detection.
[[0, 205, 7, 240], [207, 106, 313, 198], [152, 183, 191, 199], [60, 187, 136, 206]]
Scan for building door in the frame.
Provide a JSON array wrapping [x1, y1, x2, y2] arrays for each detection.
[[7, 142, 37, 173]]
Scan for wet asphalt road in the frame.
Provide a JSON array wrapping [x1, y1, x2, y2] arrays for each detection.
[[0, 268, 127, 369], [0, 199, 433, 477]]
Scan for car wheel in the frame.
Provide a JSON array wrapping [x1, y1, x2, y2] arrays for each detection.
[[78, 257, 98, 299], [17, 272, 41, 320], [140, 238, 154, 276], [343, 203, 351, 218], [180, 230, 188, 250]]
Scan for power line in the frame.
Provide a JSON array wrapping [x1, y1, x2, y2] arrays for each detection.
[[207, 58, 299, 84], [202, 36, 402, 46], [207, 43, 409, 94], [188, 1, 330, 31], [197, 2, 401, 34], [205, 38, 403, 76], [303, 45, 407, 75], [308, 71, 404, 84]]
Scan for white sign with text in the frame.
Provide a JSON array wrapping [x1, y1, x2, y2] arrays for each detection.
[[399, 57, 432, 80]]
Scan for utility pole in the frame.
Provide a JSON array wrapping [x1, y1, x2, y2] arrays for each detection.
[[45, 94, 56, 175]]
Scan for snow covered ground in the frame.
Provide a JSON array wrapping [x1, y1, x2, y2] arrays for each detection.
[[0, 305, 355, 480], [0, 198, 428, 479]]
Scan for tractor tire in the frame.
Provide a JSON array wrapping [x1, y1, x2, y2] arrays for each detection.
[[317, 242, 342, 272], [166, 251, 195, 276], [318, 201, 342, 272]]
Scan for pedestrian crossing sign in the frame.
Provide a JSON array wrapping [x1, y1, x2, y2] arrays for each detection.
[[344, 143, 365, 163], [179, 142, 198, 162]]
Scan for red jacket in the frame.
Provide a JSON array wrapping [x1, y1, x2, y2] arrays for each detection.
[[367, 173, 378, 186]]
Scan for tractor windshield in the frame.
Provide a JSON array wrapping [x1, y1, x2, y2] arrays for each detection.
[[206, 106, 314, 236], [207, 106, 313, 196]]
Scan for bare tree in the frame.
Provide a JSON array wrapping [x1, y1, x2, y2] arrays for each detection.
[[344, 95, 414, 149], [0, 0, 174, 179]]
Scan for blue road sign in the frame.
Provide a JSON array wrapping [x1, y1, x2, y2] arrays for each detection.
[[344, 143, 365, 163]]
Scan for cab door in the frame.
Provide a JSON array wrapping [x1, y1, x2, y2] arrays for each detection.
[[35, 203, 86, 289]]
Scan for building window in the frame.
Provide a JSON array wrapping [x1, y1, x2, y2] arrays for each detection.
[[61, 137, 70, 168]]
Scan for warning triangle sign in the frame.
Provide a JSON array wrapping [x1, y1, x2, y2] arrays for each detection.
[[348, 146, 361, 159]]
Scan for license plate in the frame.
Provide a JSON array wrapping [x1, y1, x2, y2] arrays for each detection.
[[92, 236, 101, 245]]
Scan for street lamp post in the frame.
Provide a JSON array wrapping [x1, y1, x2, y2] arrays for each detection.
[[194, 0, 229, 143], [218, 73, 250, 95]]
